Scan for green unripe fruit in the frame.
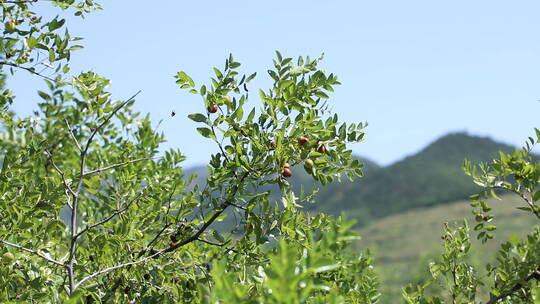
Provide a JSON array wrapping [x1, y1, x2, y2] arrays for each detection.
[[304, 159, 314, 168], [5, 20, 16, 32], [2, 252, 14, 262]]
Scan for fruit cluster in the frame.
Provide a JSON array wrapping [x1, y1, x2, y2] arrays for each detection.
[[279, 136, 328, 178]]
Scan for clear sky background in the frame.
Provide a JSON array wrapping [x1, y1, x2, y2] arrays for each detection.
[[10, 1, 540, 168]]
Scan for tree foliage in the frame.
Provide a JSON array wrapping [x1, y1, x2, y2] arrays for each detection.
[[0, 1, 539, 304], [0, 1, 376, 303]]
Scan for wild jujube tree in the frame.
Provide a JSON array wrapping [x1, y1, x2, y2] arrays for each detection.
[[0, 1, 378, 303]]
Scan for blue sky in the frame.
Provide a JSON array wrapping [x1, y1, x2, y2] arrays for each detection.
[[10, 1, 540, 167]]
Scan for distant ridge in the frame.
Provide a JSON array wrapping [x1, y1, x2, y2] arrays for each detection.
[[314, 132, 518, 224]]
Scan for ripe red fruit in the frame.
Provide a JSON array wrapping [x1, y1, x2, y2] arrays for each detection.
[[270, 141, 276, 149], [207, 104, 218, 113], [283, 162, 291, 169], [282, 167, 293, 178], [298, 137, 309, 145], [317, 145, 327, 154]]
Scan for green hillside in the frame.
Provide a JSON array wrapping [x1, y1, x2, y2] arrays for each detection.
[[357, 194, 540, 303], [313, 132, 517, 224]]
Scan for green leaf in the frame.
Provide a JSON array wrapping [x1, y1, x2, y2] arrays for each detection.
[[197, 127, 213, 139], [275, 50, 283, 62], [213, 67, 223, 79], [212, 230, 225, 243], [176, 71, 195, 87], [533, 190, 540, 202], [246, 72, 257, 82], [490, 189, 501, 200], [48, 18, 65, 31], [188, 113, 208, 123], [68, 45, 84, 51], [48, 48, 55, 62], [27, 37, 38, 48], [532, 286, 540, 304], [246, 108, 255, 122], [485, 225, 497, 231], [232, 106, 243, 121], [314, 91, 329, 99], [37, 91, 51, 101]]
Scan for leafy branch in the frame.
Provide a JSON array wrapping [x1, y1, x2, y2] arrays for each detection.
[[73, 192, 143, 240], [0, 61, 57, 82], [66, 90, 141, 294], [74, 171, 249, 290], [486, 267, 540, 304], [0, 239, 64, 267], [82, 156, 157, 177]]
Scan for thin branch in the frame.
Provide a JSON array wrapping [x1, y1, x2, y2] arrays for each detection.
[[64, 118, 82, 152], [0, 239, 65, 267], [83, 157, 156, 177], [137, 184, 179, 258], [208, 112, 235, 178], [45, 149, 76, 198], [167, 171, 249, 251], [128, 278, 178, 300], [451, 263, 458, 304], [493, 186, 540, 220], [486, 267, 540, 304], [197, 239, 268, 264], [67, 90, 141, 294], [74, 246, 169, 290], [0, 61, 56, 82], [76, 172, 250, 290], [229, 201, 246, 210], [196, 238, 239, 255], [196, 238, 230, 248], [82, 91, 141, 160], [64, 189, 73, 209], [1, 0, 39, 3], [137, 223, 171, 259], [74, 194, 141, 240]]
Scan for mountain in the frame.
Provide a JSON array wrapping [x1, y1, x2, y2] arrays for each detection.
[[313, 132, 518, 224], [182, 132, 521, 226]]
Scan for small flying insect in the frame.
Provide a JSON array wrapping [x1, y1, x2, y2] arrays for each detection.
[[171, 110, 176, 117]]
